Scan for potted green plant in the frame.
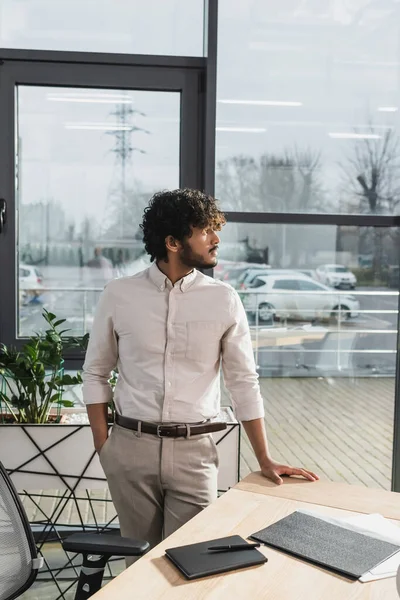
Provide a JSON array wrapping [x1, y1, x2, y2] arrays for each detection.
[[0, 309, 88, 423], [0, 309, 105, 492]]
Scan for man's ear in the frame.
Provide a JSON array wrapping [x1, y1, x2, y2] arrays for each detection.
[[165, 235, 181, 253]]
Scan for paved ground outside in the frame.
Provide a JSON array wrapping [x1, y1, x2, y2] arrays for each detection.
[[236, 377, 394, 489]]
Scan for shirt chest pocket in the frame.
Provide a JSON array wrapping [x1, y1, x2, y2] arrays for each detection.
[[185, 321, 224, 365]]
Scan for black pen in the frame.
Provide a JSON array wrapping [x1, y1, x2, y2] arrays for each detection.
[[207, 543, 261, 552]]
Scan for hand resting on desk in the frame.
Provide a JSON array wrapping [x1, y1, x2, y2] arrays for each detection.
[[241, 418, 319, 485], [260, 459, 319, 485]]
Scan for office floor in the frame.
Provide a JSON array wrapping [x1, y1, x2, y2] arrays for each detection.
[[18, 377, 394, 599]]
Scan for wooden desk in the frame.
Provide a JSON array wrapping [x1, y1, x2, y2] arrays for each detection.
[[236, 472, 400, 520], [92, 474, 400, 599]]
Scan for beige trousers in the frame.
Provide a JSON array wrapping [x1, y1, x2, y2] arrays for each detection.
[[99, 423, 219, 563]]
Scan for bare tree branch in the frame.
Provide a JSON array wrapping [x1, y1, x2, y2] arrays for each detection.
[[340, 123, 400, 214]]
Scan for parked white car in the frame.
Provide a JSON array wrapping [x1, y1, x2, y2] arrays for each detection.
[[316, 264, 357, 289], [233, 264, 271, 289], [241, 274, 360, 323], [19, 264, 45, 303], [238, 268, 319, 291]]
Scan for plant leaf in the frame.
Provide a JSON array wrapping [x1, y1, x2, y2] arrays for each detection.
[[54, 319, 67, 327], [60, 400, 75, 407]]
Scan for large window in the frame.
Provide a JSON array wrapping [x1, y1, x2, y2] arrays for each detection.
[[217, 222, 399, 378], [218, 222, 398, 489], [0, 0, 205, 56], [17, 86, 180, 337], [216, 1, 400, 215], [215, 1, 400, 491], [0, 0, 399, 493], [0, 60, 203, 345]]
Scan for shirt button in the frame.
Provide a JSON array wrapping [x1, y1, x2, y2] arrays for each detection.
[[167, 381, 172, 388]]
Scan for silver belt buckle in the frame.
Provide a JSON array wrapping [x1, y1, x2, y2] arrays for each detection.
[[156, 424, 164, 438]]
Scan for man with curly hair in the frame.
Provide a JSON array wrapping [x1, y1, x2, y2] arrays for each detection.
[[83, 189, 318, 558]]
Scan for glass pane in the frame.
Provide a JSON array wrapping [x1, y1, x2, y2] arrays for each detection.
[[17, 86, 180, 336], [0, 0, 204, 56], [217, 222, 399, 488], [216, 2, 400, 214]]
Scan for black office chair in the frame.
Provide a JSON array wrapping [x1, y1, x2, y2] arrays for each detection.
[[0, 461, 149, 600]]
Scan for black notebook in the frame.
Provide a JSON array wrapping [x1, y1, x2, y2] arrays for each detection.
[[250, 511, 400, 580], [165, 535, 267, 580]]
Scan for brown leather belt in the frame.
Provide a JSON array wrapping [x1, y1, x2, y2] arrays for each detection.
[[115, 413, 227, 438]]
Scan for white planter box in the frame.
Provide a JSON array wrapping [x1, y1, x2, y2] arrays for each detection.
[[0, 407, 239, 493]]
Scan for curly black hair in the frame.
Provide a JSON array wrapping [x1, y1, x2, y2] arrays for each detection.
[[140, 189, 226, 262]]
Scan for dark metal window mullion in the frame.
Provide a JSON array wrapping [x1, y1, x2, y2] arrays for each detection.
[[223, 211, 400, 228], [0, 61, 17, 345], [201, 0, 218, 280]]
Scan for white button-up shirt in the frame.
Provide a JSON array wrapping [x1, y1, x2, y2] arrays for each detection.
[[82, 262, 264, 423]]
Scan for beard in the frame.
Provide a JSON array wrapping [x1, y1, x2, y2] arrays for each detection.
[[179, 241, 218, 269]]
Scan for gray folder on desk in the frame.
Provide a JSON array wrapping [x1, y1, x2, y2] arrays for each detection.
[[250, 511, 400, 579]]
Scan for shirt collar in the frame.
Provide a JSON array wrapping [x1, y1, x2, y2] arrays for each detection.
[[148, 262, 198, 293]]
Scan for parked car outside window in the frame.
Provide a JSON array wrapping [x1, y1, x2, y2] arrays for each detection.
[[316, 264, 357, 289], [242, 274, 360, 323], [19, 264, 45, 304]]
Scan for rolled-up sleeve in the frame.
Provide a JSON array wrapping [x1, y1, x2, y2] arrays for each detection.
[[82, 284, 118, 405], [221, 289, 265, 421]]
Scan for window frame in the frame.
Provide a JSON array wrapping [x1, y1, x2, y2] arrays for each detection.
[[0, 56, 206, 357]]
